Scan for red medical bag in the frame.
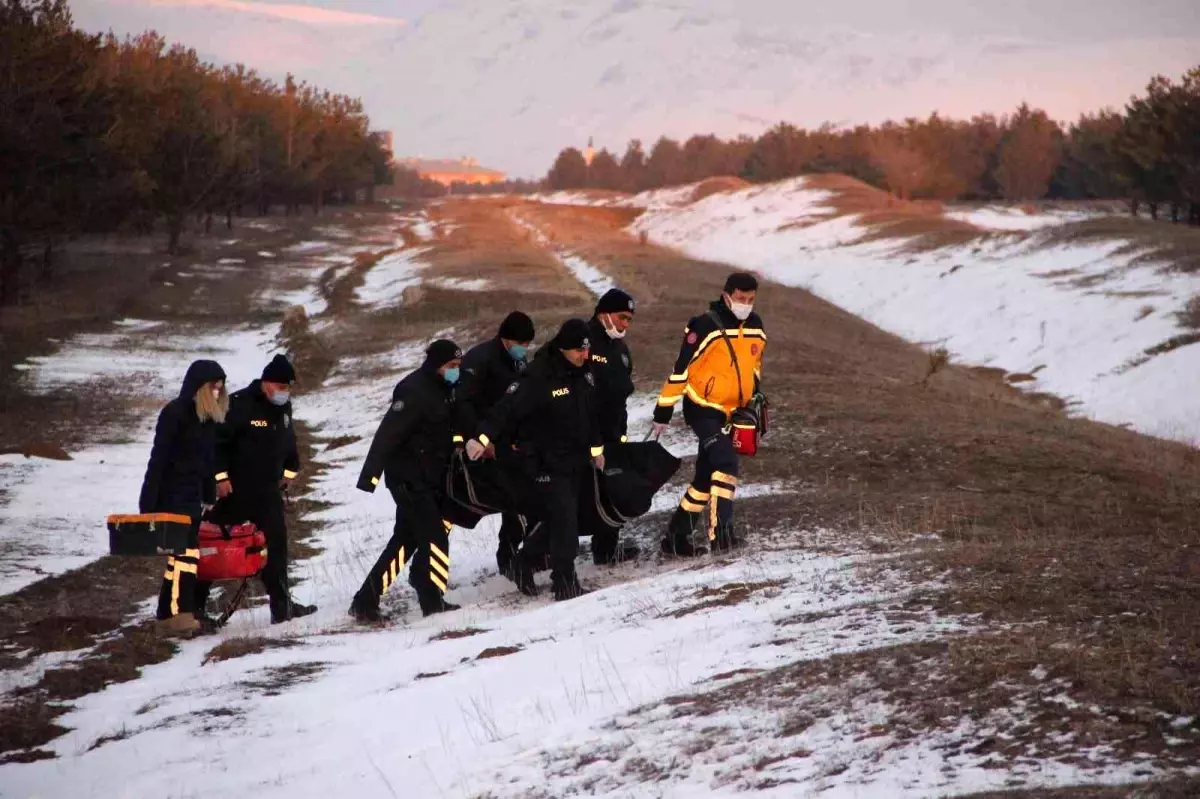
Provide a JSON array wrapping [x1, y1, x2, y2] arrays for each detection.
[[197, 521, 267, 581]]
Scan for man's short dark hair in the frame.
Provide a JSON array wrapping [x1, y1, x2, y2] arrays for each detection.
[[723, 272, 758, 294]]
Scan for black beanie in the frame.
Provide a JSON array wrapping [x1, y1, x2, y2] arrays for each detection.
[[262, 354, 296, 384], [498, 311, 535, 342], [594, 288, 636, 316], [424, 339, 462, 369], [723, 272, 759, 294], [553, 318, 591, 350]]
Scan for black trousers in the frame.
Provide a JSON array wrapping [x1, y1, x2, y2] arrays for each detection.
[[355, 482, 450, 612], [668, 403, 739, 545], [520, 466, 584, 586], [156, 506, 201, 620], [195, 492, 291, 617]]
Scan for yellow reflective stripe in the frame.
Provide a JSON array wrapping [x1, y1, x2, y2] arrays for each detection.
[[381, 571, 391, 594], [214, 472, 229, 481], [430, 542, 449, 567], [371, 476, 380, 486], [712, 471, 739, 486], [398, 546, 405, 567], [163, 569, 174, 580], [478, 434, 491, 448], [590, 446, 605, 457], [430, 557, 449, 580], [711, 486, 735, 500], [686, 487, 710, 502], [452, 435, 464, 444], [667, 371, 689, 384], [708, 499, 718, 541], [183, 549, 200, 558], [683, 385, 730, 413], [442, 519, 453, 533], [429, 571, 447, 592], [389, 558, 398, 582], [283, 470, 298, 479], [620, 435, 628, 443], [175, 561, 198, 575], [680, 497, 707, 513], [170, 564, 181, 615]]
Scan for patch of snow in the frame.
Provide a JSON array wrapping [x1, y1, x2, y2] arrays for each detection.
[[285, 241, 331, 254], [946, 206, 1100, 231], [257, 250, 277, 258], [216, 257, 246, 265], [355, 248, 430, 309], [429, 277, 490, 292], [509, 211, 616, 296]]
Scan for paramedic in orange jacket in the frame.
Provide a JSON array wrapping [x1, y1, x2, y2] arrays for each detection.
[[651, 273, 765, 556]]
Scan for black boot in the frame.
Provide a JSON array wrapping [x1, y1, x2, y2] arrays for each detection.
[[510, 557, 539, 597], [552, 571, 590, 602], [415, 586, 460, 617], [271, 598, 318, 625], [711, 524, 745, 554], [349, 593, 383, 623], [661, 508, 707, 557]]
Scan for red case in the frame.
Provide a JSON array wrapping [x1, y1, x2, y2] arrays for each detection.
[[197, 521, 267, 581], [731, 422, 758, 456]]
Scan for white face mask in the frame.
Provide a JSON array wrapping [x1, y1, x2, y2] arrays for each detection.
[[729, 302, 753, 321], [602, 315, 626, 340]]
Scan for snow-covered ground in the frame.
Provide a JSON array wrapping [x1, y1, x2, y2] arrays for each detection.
[[356, 247, 431, 309], [626, 177, 1200, 443]]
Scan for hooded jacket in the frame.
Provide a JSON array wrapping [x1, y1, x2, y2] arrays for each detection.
[[357, 363, 458, 493], [139, 360, 226, 513], [477, 346, 603, 474], [213, 379, 300, 498], [587, 316, 635, 443]]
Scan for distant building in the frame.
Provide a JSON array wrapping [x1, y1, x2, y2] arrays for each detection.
[[401, 156, 506, 186], [583, 136, 596, 167]]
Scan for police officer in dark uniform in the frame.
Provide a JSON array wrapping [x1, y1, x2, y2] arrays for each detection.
[[586, 289, 640, 565], [466, 319, 604, 602], [209, 354, 316, 624], [350, 340, 463, 621], [456, 311, 536, 577]]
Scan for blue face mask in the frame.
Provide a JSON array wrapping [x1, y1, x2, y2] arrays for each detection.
[[268, 390, 290, 406], [507, 344, 528, 362], [442, 367, 460, 385]]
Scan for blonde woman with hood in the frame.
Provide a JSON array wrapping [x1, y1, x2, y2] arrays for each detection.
[[139, 359, 228, 636]]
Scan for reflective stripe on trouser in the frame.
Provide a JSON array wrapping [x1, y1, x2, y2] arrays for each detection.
[[682, 403, 739, 542], [156, 511, 200, 620], [355, 485, 448, 606], [157, 548, 200, 618]]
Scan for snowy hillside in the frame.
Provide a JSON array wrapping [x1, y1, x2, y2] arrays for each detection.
[[548, 177, 1200, 444], [72, 0, 1200, 176]]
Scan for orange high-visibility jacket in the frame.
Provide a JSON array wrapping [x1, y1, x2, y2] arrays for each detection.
[[654, 301, 765, 422]]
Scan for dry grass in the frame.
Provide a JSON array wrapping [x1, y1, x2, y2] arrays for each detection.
[[1040, 215, 1200, 274], [429, 627, 489, 642], [203, 636, 302, 665], [475, 646, 523, 660], [690, 176, 750, 201], [666, 579, 788, 618]]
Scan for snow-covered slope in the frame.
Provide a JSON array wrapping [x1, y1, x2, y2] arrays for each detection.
[[72, 1, 1200, 176], [619, 177, 1200, 443]]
